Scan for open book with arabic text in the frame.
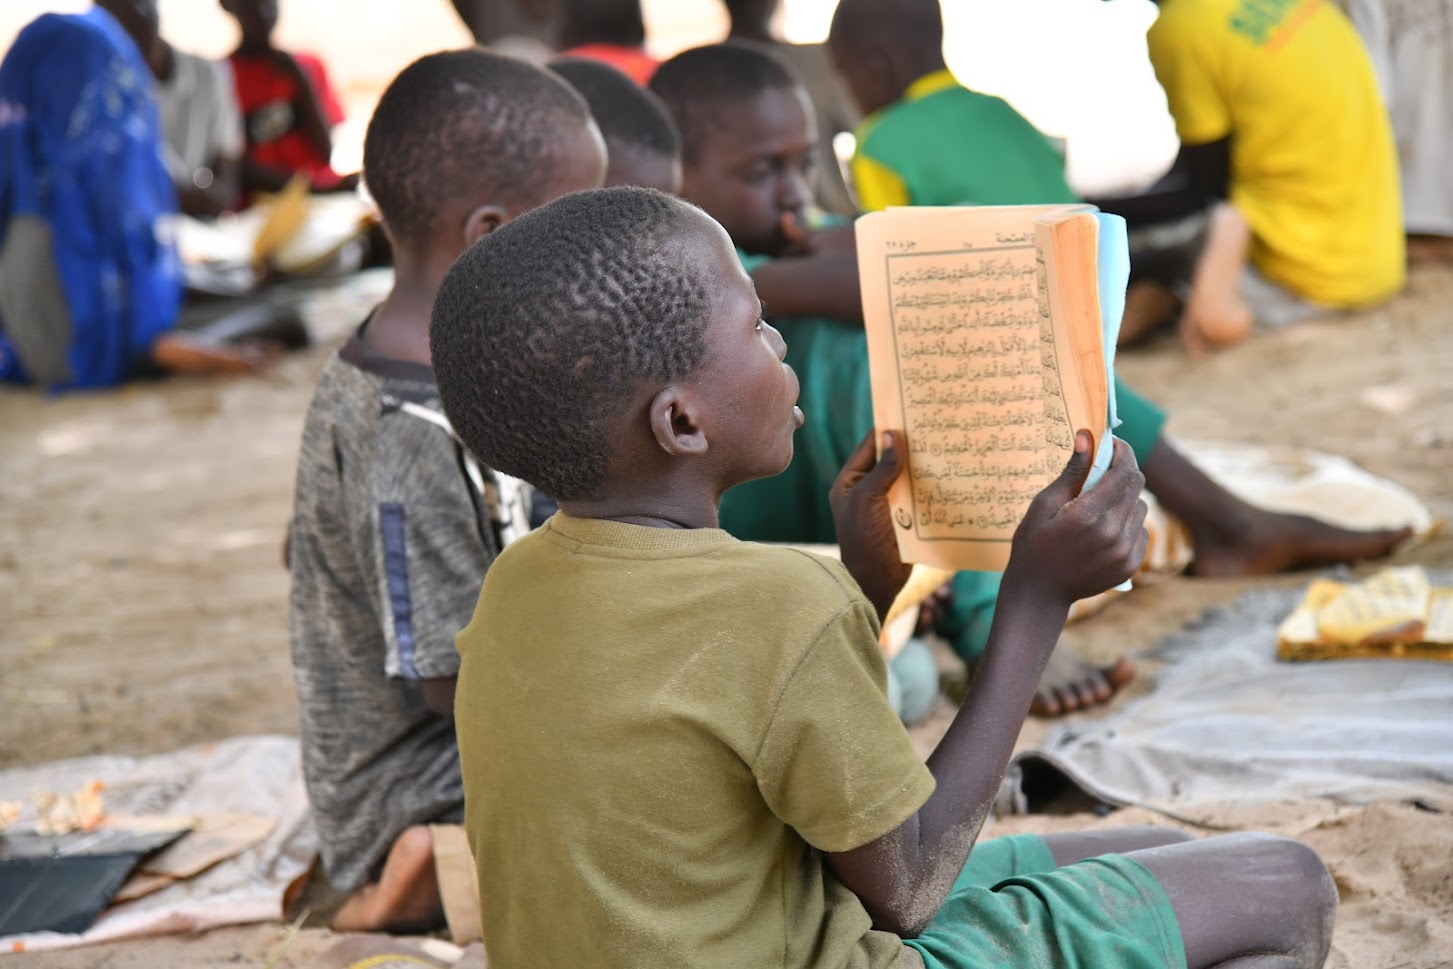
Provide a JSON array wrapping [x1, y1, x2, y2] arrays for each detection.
[[854, 204, 1129, 573]]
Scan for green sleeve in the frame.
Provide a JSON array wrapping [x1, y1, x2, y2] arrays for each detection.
[[1115, 378, 1166, 467]]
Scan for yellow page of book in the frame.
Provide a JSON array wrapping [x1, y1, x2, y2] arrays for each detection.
[[855, 204, 1083, 572]]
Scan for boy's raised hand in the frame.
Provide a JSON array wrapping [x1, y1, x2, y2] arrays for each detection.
[[830, 430, 911, 623], [1007, 432, 1148, 608]]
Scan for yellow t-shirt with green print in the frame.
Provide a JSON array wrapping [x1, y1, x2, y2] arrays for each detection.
[[1147, 0, 1404, 307]]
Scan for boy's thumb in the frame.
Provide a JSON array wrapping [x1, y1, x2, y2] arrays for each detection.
[[864, 432, 904, 492], [1046, 431, 1094, 500]]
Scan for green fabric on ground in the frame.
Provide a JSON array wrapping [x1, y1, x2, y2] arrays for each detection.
[[904, 834, 1188, 969]]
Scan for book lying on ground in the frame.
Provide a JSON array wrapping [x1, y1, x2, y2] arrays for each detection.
[[854, 204, 1129, 573], [1277, 566, 1453, 661]]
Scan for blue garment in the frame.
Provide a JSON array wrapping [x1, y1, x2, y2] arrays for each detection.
[[0, 8, 182, 390]]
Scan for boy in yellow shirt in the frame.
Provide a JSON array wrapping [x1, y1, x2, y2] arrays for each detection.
[[1114, 0, 1405, 351]]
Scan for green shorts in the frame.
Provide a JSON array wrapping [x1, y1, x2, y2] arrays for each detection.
[[904, 834, 1187, 969]]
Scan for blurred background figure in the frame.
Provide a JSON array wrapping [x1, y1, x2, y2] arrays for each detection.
[[559, 0, 659, 83], [1099, 0, 1404, 354], [99, 0, 244, 217], [0, 4, 280, 389], [221, 0, 356, 202], [722, 0, 861, 217], [1339, 0, 1453, 263]]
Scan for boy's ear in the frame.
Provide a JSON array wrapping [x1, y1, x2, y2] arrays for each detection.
[[462, 204, 511, 248], [648, 386, 709, 458]]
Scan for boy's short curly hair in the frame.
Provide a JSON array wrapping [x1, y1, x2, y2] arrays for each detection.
[[548, 57, 681, 163], [431, 187, 712, 501], [363, 49, 592, 248], [647, 43, 801, 164]]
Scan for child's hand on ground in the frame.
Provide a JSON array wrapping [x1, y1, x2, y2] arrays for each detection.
[[831, 430, 911, 623], [1006, 432, 1148, 609]]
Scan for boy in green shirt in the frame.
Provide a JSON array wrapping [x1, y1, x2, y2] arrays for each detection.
[[649, 40, 1409, 716], [431, 184, 1337, 969]]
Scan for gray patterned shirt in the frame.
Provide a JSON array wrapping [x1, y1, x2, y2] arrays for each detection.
[[288, 330, 506, 891]]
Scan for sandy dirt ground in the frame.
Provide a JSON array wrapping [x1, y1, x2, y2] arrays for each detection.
[[2, 263, 1451, 967]]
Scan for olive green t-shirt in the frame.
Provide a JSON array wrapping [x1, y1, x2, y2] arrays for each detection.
[[455, 513, 935, 969]]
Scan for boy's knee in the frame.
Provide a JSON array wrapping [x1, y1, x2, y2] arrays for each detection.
[[1236, 833, 1338, 924]]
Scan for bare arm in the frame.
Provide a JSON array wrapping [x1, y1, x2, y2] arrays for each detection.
[[1088, 137, 1231, 228], [750, 253, 864, 324], [273, 51, 334, 164], [826, 433, 1148, 936]]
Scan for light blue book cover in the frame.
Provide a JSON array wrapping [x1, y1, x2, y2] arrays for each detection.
[[1084, 211, 1131, 589]]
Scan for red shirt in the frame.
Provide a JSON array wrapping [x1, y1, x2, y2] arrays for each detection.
[[229, 51, 344, 191], [562, 44, 660, 85]]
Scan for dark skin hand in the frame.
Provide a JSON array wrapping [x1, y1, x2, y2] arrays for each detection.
[[826, 430, 1148, 937]]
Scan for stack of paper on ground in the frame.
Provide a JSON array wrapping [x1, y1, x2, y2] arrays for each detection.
[[1278, 566, 1453, 660], [1001, 574, 1453, 820], [0, 736, 314, 952], [854, 204, 1126, 574]]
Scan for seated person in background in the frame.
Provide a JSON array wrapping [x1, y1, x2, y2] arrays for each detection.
[[651, 40, 1410, 716], [98, 0, 243, 217], [431, 182, 1340, 969], [827, 0, 1075, 213], [549, 56, 682, 193], [722, 0, 863, 218], [0, 6, 285, 389], [286, 48, 603, 933], [221, 0, 353, 200], [559, 0, 659, 85], [1091, 0, 1405, 353], [449, 0, 560, 56]]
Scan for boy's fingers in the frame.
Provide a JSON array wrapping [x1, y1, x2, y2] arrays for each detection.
[[838, 428, 880, 479], [1039, 430, 1094, 506], [862, 431, 904, 493], [1076, 439, 1145, 516]]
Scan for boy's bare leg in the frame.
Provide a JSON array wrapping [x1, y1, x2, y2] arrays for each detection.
[[1119, 280, 1181, 347], [1129, 833, 1337, 969], [1180, 203, 1254, 356], [1143, 439, 1411, 578], [1041, 826, 1194, 866], [332, 825, 445, 933]]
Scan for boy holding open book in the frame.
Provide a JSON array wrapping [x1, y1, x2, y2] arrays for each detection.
[[649, 38, 1407, 715], [431, 184, 1338, 969]]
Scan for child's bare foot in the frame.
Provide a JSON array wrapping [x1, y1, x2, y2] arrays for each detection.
[[332, 825, 445, 933], [1029, 650, 1135, 717], [151, 334, 279, 376], [1188, 508, 1412, 578]]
